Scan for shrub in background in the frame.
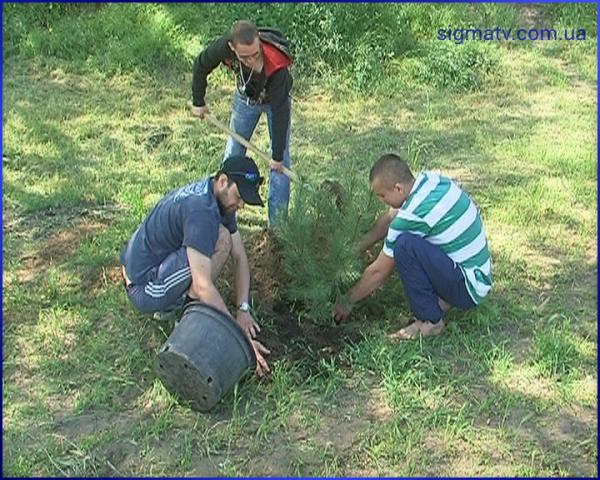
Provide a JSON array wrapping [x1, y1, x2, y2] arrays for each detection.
[[547, 2, 597, 33], [4, 3, 595, 92], [418, 41, 502, 91], [4, 4, 192, 77], [3, 3, 94, 50]]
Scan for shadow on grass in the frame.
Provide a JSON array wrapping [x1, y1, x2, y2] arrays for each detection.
[[3, 23, 596, 474]]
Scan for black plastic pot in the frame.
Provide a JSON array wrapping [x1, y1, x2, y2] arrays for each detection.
[[155, 301, 256, 412]]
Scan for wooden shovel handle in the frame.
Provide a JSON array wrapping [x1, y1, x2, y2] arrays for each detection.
[[194, 107, 297, 181]]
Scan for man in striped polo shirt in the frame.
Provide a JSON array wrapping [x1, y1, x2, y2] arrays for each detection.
[[333, 153, 492, 339]]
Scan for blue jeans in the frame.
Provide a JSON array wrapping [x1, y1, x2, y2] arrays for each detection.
[[393, 234, 476, 323], [224, 91, 292, 226]]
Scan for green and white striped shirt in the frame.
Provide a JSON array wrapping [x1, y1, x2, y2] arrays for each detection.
[[383, 172, 492, 304]]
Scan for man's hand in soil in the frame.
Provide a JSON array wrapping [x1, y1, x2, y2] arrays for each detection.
[[237, 311, 260, 338], [250, 339, 271, 377], [191, 104, 210, 119], [333, 294, 353, 324]]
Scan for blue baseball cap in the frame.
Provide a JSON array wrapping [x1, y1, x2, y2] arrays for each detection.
[[220, 155, 264, 206]]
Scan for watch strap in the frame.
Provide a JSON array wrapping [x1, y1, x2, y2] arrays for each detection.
[[239, 301, 251, 312]]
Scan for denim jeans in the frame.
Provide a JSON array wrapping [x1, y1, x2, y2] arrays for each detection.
[[224, 91, 292, 226]]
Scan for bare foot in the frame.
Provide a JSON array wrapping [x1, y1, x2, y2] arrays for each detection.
[[419, 318, 445, 337], [389, 320, 424, 341], [389, 319, 445, 341]]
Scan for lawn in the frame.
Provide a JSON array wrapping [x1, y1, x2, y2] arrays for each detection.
[[2, 3, 597, 476]]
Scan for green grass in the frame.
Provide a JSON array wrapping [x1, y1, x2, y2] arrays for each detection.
[[3, 3, 597, 477]]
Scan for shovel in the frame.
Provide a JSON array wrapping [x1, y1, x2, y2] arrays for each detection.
[[189, 105, 346, 204], [205, 113, 299, 182], [188, 102, 297, 182]]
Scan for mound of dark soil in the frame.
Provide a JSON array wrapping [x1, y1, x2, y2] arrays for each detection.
[[244, 228, 364, 372]]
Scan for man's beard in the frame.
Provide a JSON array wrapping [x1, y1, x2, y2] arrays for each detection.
[[216, 191, 236, 217]]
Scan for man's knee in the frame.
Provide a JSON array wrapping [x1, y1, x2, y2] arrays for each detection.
[[211, 226, 232, 281], [225, 142, 246, 159], [393, 233, 422, 258], [127, 286, 169, 314], [215, 225, 232, 257], [393, 234, 424, 273]]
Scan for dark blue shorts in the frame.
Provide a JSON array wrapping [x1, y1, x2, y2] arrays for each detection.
[[123, 247, 191, 314]]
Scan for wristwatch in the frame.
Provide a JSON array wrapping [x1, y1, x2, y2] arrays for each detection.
[[238, 301, 251, 312]]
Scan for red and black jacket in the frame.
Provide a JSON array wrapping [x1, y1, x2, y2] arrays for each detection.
[[192, 30, 293, 163]]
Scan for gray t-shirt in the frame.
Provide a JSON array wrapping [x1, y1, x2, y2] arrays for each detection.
[[122, 177, 237, 283]]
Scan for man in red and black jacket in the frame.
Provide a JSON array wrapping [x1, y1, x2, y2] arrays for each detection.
[[191, 20, 294, 227]]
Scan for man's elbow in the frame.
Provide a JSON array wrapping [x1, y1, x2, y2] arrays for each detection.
[[230, 251, 247, 268], [371, 269, 389, 287], [189, 278, 213, 299], [369, 263, 394, 284], [229, 241, 246, 265]]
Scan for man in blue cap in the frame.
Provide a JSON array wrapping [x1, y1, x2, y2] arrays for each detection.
[[121, 155, 270, 376]]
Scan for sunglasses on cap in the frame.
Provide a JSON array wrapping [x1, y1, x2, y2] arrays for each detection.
[[227, 171, 264, 185]]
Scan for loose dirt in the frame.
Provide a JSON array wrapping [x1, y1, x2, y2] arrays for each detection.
[[243, 228, 364, 371]]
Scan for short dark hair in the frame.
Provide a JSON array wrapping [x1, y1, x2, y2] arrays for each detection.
[[230, 20, 258, 46], [214, 171, 235, 187], [369, 153, 414, 187]]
